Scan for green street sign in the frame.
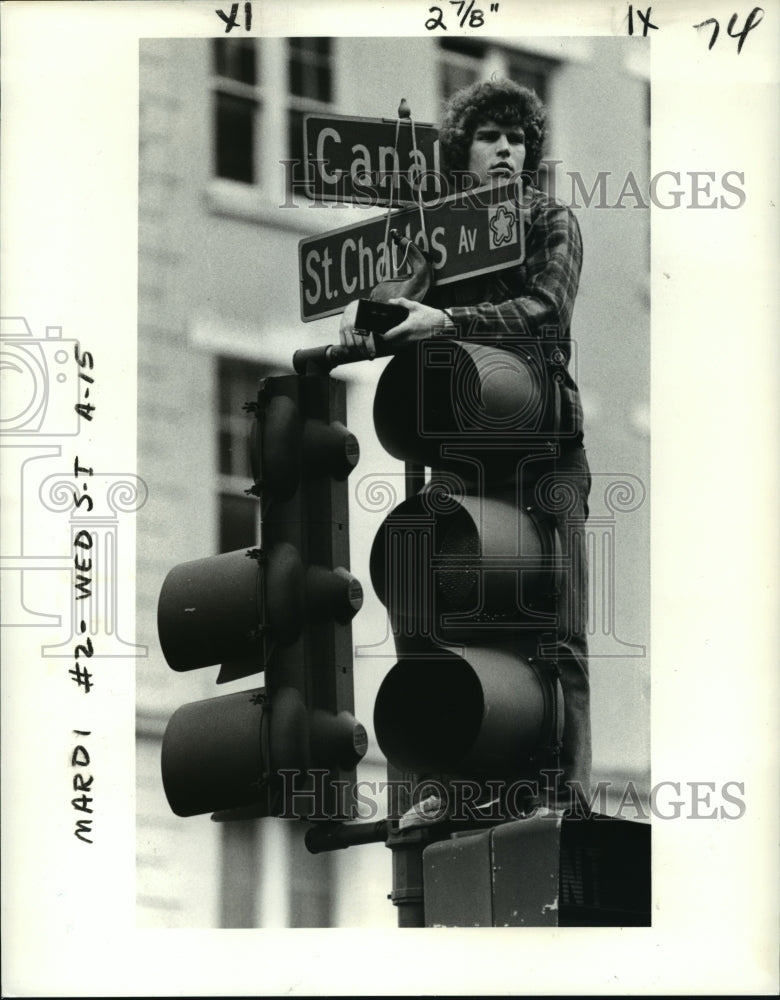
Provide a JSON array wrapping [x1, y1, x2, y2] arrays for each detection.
[[298, 180, 527, 322], [303, 112, 440, 206]]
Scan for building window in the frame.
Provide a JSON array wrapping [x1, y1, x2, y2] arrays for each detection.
[[210, 38, 336, 200], [286, 37, 335, 193], [212, 38, 261, 184], [288, 37, 334, 102], [217, 355, 266, 551], [505, 49, 550, 105], [438, 38, 554, 108], [438, 37, 484, 104]]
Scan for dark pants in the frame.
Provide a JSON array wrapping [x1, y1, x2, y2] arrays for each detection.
[[430, 443, 592, 812], [520, 444, 592, 808]]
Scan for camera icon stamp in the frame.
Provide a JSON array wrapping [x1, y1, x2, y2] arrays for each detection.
[[0, 317, 80, 437], [1, 316, 144, 662]]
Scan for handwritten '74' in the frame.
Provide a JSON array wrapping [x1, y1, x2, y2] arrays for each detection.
[[627, 5, 764, 51]]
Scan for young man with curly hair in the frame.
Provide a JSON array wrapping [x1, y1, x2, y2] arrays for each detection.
[[343, 78, 592, 812]]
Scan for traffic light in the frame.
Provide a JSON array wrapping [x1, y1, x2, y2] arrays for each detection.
[[157, 373, 367, 821], [370, 337, 568, 806], [372, 337, 560, 475]]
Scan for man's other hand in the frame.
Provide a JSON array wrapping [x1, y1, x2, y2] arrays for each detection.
[[382, 298, 450, 346]]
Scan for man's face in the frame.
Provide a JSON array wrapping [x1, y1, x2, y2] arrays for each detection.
[[467, 118, 527, 184]]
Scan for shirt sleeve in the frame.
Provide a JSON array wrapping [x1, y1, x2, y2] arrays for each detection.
[[442, 199, 583, 343]]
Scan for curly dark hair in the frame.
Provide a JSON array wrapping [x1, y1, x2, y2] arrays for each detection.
[[439, 78, 547, 177]]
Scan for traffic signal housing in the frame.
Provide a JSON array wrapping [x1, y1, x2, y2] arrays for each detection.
[[157, 373, 367, 821], [370, 338, 568, 807]]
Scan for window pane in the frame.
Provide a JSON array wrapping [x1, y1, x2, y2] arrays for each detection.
[[289, 36, 332, 56], [505, 55, 547, 103], [214, 92, 256, 183], [288, 37, 332, 100], [440, 37, 485, 57], [219, 493, 258, 553], [213, 38, 257, 84], [316, 65, 332, 103], [218, 429, 233, 476], [289, 60, 302, 98], [440, 62, 479, 101], [218, 369, 235, 415], [219, 357, 266, 412], [287, 108, 307, 192]]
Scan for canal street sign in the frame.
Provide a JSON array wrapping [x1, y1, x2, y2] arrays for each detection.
[[298, 180, 527, 322], [304, 112, 440, 206]]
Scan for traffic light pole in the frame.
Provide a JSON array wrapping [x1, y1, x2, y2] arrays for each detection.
[[384, 461, 429, 929], [301, 454, 434, 928], [294, 335, 431, 926], [386, 822, 428, 927]]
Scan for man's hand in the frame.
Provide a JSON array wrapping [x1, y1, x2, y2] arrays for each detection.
[[382, 298, 450, 345], [339, 296, 451, 359], [338, 299, 377, 359]]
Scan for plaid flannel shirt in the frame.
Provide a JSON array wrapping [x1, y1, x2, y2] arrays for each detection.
[[426, 187, 584, 442]]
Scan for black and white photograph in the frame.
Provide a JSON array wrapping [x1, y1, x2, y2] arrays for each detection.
[[1, 0, 777, 995], [137, 29, 654, 931]]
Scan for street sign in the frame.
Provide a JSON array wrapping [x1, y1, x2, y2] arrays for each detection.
[[303, 112, 440, 206], [298, 180, 527, 322]]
